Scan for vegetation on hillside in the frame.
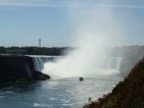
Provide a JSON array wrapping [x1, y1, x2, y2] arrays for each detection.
[[83, 58, 144, 108]]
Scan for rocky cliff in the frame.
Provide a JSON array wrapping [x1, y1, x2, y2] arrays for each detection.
[[0, 55, 50, 83]]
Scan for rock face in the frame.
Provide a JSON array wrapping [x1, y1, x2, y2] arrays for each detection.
[[0, 55, 50, 83], [84, 58, 144, 108]]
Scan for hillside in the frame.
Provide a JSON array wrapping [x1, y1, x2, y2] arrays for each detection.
[[84, 58, 144, 108]]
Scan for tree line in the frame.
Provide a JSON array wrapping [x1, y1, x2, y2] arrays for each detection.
[[0, 46, 70, 55]]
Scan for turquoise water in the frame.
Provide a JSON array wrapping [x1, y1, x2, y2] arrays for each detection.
[[0, 77, 122, 108]]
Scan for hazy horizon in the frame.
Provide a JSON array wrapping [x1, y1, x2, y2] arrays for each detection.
[[0, 0, 144, 47]]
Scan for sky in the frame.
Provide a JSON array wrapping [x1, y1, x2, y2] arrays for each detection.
[[0, 0, 144, 47]]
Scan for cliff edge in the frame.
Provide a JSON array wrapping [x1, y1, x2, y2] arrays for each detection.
[[0, 55, 50, 83]]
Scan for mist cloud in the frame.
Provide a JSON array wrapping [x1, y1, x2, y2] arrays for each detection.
[[42, 1, 126, 78]]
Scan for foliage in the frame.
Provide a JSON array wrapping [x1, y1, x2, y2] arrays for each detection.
[[83, 97, 93, 108], [101, 95, 117, 108]]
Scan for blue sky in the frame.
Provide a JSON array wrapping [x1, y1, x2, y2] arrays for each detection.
[[0, 0, 144, 47]]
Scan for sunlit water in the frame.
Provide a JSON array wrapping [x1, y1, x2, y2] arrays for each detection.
[[0, 76, 122, 108]]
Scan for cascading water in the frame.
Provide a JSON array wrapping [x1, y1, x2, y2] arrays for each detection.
[[31, 56, 57, 72], [42, 54, 122, 79], [24, 63, 32, 78], [106, 57, 122, 74], [32, 57, 44, 72]]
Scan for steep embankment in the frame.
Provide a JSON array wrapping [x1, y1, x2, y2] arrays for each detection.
[[84, 58, 144, 108], [0, 55, 50, 83]]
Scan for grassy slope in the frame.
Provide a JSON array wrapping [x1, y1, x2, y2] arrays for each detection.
[[84, 58, 144, 108]]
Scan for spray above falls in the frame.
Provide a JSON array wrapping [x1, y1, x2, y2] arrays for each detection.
[[42, 2, 124, 79], [42, 40, 122, 79]]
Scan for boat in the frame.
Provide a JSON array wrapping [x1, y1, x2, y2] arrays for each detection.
[[79, 77, 84, 81]]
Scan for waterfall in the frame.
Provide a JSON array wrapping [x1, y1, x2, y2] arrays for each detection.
[[42, 56, 123, 79], [24, 63, 33, 78], [106, 57, 122, 74], [32, 57, 44, 72]]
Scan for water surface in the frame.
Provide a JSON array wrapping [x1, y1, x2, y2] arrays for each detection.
[[0, 76, 122, 108]]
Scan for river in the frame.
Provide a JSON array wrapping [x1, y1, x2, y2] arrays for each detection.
[[0, 76, 122, 108]]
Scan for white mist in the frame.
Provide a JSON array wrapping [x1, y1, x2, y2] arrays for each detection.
[[42, 1, 124, 79]]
